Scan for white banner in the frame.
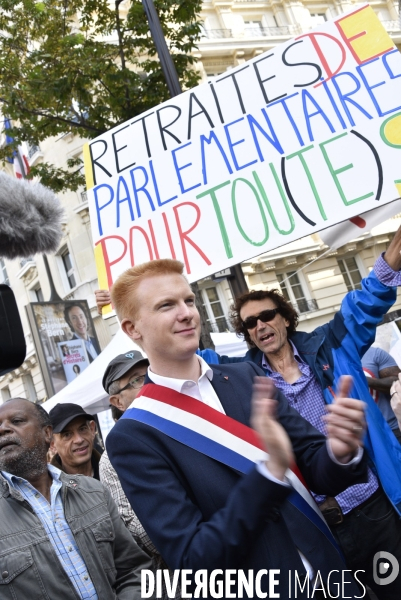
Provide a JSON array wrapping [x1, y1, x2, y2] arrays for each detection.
[[84, 4, 401, 289], [319, 200, 401, 249]]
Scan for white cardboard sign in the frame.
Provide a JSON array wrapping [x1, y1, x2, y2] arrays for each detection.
[[83, 5, 401, 289]]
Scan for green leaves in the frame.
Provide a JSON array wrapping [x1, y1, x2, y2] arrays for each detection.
[[0, 0, 202, 191]]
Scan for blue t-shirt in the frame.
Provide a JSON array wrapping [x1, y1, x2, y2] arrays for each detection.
[[362, 347, 399, 430]]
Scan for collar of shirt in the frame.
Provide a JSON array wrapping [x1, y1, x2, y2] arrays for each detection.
[[261, 340, 304, 372], [1, 463, 62, 490], [2, 463, 98, 599], [148, 356, 225, 413]]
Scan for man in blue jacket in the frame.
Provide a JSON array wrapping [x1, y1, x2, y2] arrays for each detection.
[[218, 231, 401, 598]]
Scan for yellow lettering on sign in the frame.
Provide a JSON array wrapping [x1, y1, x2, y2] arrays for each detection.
[[83, 143, 94, 190], [336, 5, 394, 64], [381, 113, 401, 148]]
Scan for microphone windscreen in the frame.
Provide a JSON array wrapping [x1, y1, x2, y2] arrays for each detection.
[[0, 172, 64, 259]]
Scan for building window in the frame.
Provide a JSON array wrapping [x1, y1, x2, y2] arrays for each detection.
[[310, 13, 327, 25], [276, 271, 317, 313], [61, 248, 77, 289], [0, 258, 9, 286], [338, 257, 362, 291], [1, 387, 11, 403], [206, 71, 226, 82], [244, 20, 264, 36], [201, 285, 231, 333], [34, 286, 44, 302], [22, 373, 37, 402]]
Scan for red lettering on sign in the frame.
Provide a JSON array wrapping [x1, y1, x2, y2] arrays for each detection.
[[173, 202, 211, 274]]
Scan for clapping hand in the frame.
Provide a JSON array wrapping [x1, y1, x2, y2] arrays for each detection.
[[251, 376, 294, 481]]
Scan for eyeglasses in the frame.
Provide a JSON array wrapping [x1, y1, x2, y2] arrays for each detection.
[[242, 308, 280, 330], [116, 374, 146, 394]]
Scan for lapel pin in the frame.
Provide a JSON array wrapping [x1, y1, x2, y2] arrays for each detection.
[[224, 376, 228, 381]]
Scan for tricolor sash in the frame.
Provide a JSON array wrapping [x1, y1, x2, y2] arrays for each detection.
[[123, 382, 342, 554]]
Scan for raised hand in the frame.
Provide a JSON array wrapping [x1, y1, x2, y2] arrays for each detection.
[[383, 223, 401, 271], [324, 375, 366, 463], [250, 376, 294, 481], [95, 289, 112, 315]]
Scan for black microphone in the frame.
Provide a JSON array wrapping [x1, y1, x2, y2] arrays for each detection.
[[0, 172, 64, 259]]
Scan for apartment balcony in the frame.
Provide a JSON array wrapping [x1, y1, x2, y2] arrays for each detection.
[[381, 20, 401, 32], [244, 26, 291, 37], [292, 298, 319, 314], [202, 26, 292, 40], [20, 257, 35, 268], [16, 258, 37, 286], [202, 29, 232, 39], [27, 144, 40, 159], [206, 317, 234, 333]]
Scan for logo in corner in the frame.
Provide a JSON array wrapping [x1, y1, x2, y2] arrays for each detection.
[[373, 552, 399, 586]]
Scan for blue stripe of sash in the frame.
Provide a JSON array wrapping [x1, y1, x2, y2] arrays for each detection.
[[124, 406, 343, 557]]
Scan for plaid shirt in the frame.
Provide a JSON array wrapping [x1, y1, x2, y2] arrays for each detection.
[[99, 450, 181, 600], [1, 465, 98, 599]]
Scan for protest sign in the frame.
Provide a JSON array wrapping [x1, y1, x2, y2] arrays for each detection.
[[84, 4, 401, 288]]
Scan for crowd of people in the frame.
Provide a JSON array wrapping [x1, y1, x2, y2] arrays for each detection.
[[1, 227, 401, 599]]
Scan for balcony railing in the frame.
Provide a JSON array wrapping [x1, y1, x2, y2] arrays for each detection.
[[206, 317, 233, 334], [292, 298, 319, 314], [27, 144, 40, 159], [381, 20, 401, 31], [244, 26, 290, 37], [20, 257, 35, 268], [202, 29, 232, 39]]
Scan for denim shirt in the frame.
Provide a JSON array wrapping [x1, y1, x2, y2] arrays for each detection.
[[1, 465, 97, 599]]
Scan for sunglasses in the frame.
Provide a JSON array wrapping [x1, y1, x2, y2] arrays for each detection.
[[242, 308, 280, 330], [116, 374, 146, 394]]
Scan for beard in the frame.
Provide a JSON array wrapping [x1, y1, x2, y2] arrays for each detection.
[[0, 437, 48, 480]]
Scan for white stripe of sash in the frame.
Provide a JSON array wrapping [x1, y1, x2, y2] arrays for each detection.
[[134, 395, 326, 522]]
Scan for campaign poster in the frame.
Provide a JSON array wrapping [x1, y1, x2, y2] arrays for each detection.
[[26, 299, 101, 397], [58, 339, 90, 384]]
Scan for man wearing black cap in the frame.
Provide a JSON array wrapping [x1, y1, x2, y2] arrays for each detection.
[[103, 350, 149, 411], [49, 403, 101, 479]]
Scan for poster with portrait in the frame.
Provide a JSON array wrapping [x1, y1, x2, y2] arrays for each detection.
[[58, 339, 90, 384], [26, 299, 101, 397]]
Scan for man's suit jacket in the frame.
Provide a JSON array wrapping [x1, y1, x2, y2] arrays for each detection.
[[107, 361, 367, 599]]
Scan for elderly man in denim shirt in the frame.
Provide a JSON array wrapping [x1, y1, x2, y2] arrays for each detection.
[[0, 397, 151, 600]]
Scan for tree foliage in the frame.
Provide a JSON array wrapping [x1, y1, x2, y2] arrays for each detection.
[[0, 0, 202, 191]]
